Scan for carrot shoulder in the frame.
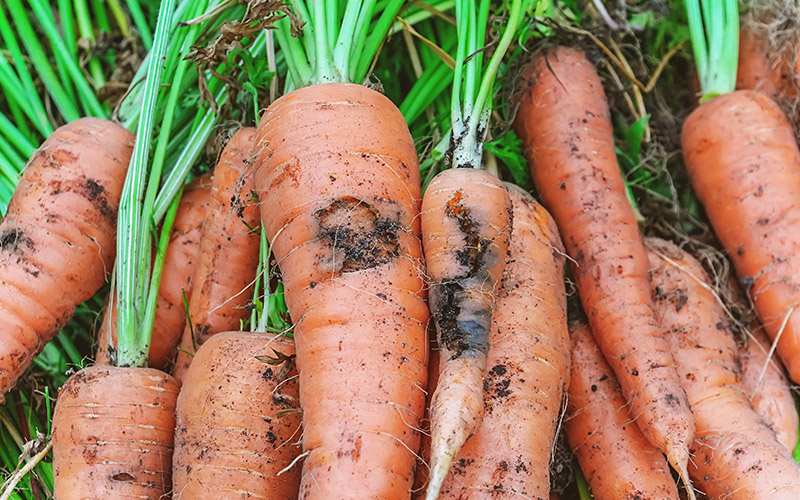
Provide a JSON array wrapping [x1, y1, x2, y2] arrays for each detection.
[[172, 128, 260, 382], [253, 83, 429, 498], [514, 46, 695, 481], [436, 184, 567, 498], [681, 90, 800, 383], [567, 322, 679, 500], [647, 237, 800, 499], [0, 117, 131, 399]]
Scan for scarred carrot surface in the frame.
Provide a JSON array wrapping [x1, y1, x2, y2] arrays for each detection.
[[253, 83, 429, 499], [648, 237, 800, 499], [0, 117, 131, 399], [437, 184, 568, 499], [514, 46, 694, 482], [172, 331, 302, 498], [172, 128, 260, 382], [567, 322, 679, 500]]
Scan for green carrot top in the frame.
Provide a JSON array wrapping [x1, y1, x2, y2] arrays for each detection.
[[685, 0, 739, 103]]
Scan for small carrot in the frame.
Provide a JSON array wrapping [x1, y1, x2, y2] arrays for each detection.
[[514, 45, 695, 492], [52, 365, 180, 498], [566, 322, 679, 500], [95, 174, 211, 369], [435, 184, 568, 499], [171, 128, 260, 382], [647, 237, 800, 499], [0, 117, 131, 400], [172, 331, 302, 498], [739, 326, 799, 452], [736, 26, 797, 101]]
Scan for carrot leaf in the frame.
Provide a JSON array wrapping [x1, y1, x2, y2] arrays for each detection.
[[685, 0, 738, 102]]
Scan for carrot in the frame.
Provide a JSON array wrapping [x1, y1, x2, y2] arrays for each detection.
[[647, 237, 800, 499], [172, 331, 302, 498], [514, 45, 695, 491], [566, 322, 679, 500], [52, 365, 180, 498], [739, 326, 799, 452], [171, 128, 260, 382], [0, 117, 131, 400], [95, 174, 211, 369], [434, 184, 568, 498], [736, 26, 798, 101]]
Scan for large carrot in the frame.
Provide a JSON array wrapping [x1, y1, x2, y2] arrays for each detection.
[[682, 0, 800, 384], [0, 117, 131, 400], [514, 45, 695, 491], [739, 326, 799, 452], [172, 331, 302, 498], [647, 237, 800, 499], [171, 128, 260, 382], [435, 184, 568, 498], [95, 174, 211, 369], [251, 5, 430, 497], [567, 322, 679, 500]]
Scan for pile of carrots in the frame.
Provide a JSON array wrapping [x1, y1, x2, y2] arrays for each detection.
[[5, 1, 800, 499]]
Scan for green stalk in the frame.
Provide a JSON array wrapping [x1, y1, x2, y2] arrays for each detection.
[[353, 0, 404, 82], [127, 0, 153, 50], [0, 111, 35, 159], [107, 0, 130, 36], [685, 0, 738, 102], [58, 0, 78, 57], [312, 1, 337, 82], [75, 0, 107, 87], [91, 0, 111, 32]]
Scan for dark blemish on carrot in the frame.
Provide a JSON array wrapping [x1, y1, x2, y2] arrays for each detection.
[[82, 178, 115, 221], [490, 365, 507, 376], [716, 322, 725, 330], [675, 294, 688, 312], [631, 369, 639, 376], [111, 472, 135, 482], [262, 368, 274, 381], [737, 247, 744, 256], [599, 374, 609, 381], [591, 384, 597, 392], [0, 229, 34, 254], [665, 393, 681, 406], [742, 276, 755, 290]]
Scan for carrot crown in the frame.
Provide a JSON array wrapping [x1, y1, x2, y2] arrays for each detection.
[[450, 0, 532, 169], [274, 0, 405, 89], [685, 0, 739, 102]]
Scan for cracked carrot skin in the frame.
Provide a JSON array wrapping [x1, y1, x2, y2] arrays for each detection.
[[739, 327, 799, 452], [52, 365, 180, 498], [95, 174, 211, 369], [567, 322, 679, 500], [172, 331, 302, 499], [514, 46, 694, 478], [0, 117, 131, 401], [253, 83, 429, 499], [172, 128, 260, 382], [682, 90, 800, 384], [437, 184, 567, 499], [647, 237, 800, 500]]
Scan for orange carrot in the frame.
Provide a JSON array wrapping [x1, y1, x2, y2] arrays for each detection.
[[95, 174, 211, 369], [52, 365, 180, 498], [435, 184, 567, 499], [172, 128, 260, 382], [647, 237, 800, 499], [736, 26, 799, 101], [514, 46, 695, 489], [252, 83, 429, 498], [566, 322, 679, 500], [420, 167, 511, 496], [681, 90, 800, 384], [0, 117, 131, 400], [172, 331, 302, 498], [739, 326, 799, 452]]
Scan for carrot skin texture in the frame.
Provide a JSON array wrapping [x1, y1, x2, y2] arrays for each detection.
[[682, 90, 800, 383], [567, 323, 679, 500], [514, 46, 694, 472], [739, 327, 799, 452], [437, 184, 568, 499], [647, 238, 800, 499], [253, 83, 429, 499], [96, 175, 210, 369], [736, 27, 798, 101], [0, 117, 131, 399], [52, 365, 179, 499], [172, 331, 301, 499], [172, 128, 260, 382]]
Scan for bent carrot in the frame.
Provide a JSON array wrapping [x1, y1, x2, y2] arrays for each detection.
[[436, 184, 567, 499], [172, 331, 302, 498], [0, 117, 131, 400], [739, 326, 799, 452], [647, 237, 800, 499], [96, 174, 211, 369], [514, 46, 695, 489], [566, 322, 679, 500], [172, 128, 260, 382], [253, 83, 429, 498], [52, 365, 180, 498]]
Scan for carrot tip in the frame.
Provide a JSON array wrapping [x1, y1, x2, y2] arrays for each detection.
[[424, 456, 453, 500], [667, 445, 696, 500]]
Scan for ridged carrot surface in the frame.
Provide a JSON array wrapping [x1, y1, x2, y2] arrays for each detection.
[[253, 83, 429, 499]]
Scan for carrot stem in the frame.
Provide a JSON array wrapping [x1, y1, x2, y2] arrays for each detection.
[[685, 0, 738, 101]]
